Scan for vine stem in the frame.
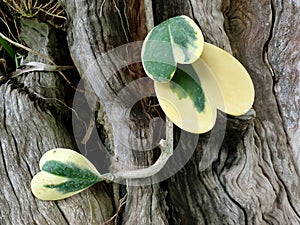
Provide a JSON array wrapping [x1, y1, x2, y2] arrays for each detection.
[[103, 117, 174, 180]]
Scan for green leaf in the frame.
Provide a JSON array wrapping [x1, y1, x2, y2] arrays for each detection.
[[31, 148, 103, 200], [142, 15, 204, 82], [0, 35, 15, 60]]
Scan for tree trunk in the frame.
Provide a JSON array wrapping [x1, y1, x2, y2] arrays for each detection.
[[1, 0, 299, 225]]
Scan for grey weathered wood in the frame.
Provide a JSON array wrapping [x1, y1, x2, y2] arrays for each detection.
[[0, 18, 114, 225], [1, 0, 299, 224]]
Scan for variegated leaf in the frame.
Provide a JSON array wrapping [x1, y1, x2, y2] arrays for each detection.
[[31, 148, 103, 200], [142, 15, 204, 82]]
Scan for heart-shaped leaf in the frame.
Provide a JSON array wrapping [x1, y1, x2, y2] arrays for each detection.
[[142, 15, 204, 83], [154, 42, 254, 134], [31, 148, 103, 200]]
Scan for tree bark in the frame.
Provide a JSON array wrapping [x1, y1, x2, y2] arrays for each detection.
[[1, 0, 299, 224], [0, 18, 114, 225]]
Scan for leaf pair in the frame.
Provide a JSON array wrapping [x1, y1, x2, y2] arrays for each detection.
[[142, 15, 255, 133], [31, 148, 103, 200]]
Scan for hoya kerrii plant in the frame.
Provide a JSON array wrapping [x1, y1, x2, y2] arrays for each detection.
[[31, 15, 255, 201], [142, 15, 254, 133]]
